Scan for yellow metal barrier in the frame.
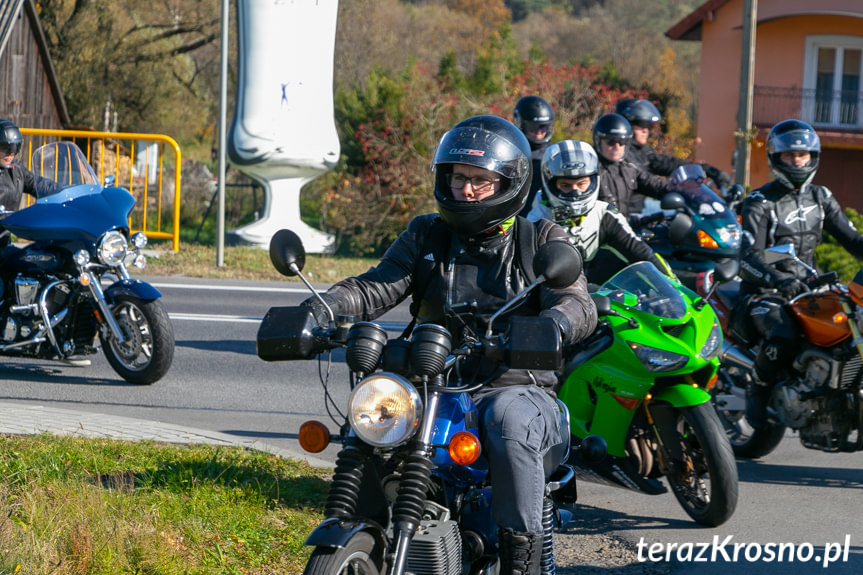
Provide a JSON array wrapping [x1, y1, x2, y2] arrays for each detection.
[[19, 128, 182, 251]]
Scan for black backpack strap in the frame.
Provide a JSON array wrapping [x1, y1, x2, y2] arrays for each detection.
[[515, 216, 538, 285]]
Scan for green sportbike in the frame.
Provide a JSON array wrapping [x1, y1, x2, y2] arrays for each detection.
[[558, 261, 738, 526]]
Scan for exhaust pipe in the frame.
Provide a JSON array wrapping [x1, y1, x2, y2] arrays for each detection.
[[721, 342, 755, 370]]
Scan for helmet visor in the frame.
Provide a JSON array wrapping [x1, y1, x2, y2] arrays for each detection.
[[0, 142, 21, 155], [767, 127, 819, 155], [434, 126, 530, 181]]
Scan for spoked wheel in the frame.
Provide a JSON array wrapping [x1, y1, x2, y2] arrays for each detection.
[[100, 295, 174, 385], [664, 403, 738, 527], [303, 533, 384, 575]]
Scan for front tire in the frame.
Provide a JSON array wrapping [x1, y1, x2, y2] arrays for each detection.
[[303, 532, 384, 575], [664, 403, 738, 527], [100, 296, 174, 385]]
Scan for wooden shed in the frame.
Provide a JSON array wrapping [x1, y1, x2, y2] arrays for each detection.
[[0, 0, 69, 129]]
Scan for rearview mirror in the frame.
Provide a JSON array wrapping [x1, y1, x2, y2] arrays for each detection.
[[269, 229, 306, 277], [533, 240, 583, 289]]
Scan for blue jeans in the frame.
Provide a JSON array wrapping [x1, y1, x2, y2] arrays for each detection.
[[475, 383, 560, 534]]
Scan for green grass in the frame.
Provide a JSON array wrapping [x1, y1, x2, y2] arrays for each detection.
[[141, 242, 378, 283], [0, 434, 331, 574]]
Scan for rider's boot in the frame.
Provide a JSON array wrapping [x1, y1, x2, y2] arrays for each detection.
[[745, 376, 771, 430], [498, 528, 542, 575]]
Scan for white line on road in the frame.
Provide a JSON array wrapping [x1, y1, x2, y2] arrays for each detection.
[[169, 313, 262, 323], [151, 282, 319, 294]]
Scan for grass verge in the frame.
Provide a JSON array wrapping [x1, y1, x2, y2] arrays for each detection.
[[141, 243, 379, 283], [0, 434, 331, 575]]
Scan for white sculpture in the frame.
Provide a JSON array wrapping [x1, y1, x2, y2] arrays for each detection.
[[228, 0, 340, 253]]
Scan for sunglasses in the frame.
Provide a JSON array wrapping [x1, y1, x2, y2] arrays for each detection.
[[0, 143, 21, 155]]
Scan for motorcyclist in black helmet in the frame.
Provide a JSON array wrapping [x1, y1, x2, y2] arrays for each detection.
[[590, 113, 672, 282], [615, 98, 733, 191], [0, 118, 58, 211], [739, 119, 863, 429], [301, 115, 597, 574], [513, 95, 555, 217], [525, 139, 670, 282]]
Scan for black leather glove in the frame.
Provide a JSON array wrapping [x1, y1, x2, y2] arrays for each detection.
[[300, 295, 333, 327], [777, 277, 807, 299], [704, 165, 732, 190]]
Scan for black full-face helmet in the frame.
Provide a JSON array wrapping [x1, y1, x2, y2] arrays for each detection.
[[0, 118, 23, 156], [433, 115, 532, 237], [513, 95, 555, 150], [592, 113, 632, 161], [766, 119, 820, 189], [616, 99, 661, 128]]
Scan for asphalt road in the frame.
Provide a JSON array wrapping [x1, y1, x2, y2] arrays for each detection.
[[0, 276, 860, 574]]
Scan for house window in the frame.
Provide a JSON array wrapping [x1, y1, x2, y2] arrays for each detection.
[[804, 35, 863, 128]]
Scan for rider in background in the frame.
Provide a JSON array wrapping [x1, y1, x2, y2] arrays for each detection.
[[525, 139, 670, 282], [591, 113, 672, 282], [0, 118, 58, 209], [739, 119, 863, 429], [301, 115, 597, 574], [615, 98, 732, 191], [513, 95, 555, 217]]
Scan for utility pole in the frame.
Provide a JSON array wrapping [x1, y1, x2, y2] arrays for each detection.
[[216, 0, 229, 267], [734, 0, 757, 190]]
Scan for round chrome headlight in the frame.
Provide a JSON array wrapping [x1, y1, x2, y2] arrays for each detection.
[[98, 230, 128, 266], [348, 373, 422, 447]]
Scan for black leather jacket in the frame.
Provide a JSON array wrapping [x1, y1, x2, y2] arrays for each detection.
[[625, 142, 730, 188], [740, 180, 863, 293], [314, 213, 597, 351], [597, 157, 671, 216], [0, 159, 39, 211]]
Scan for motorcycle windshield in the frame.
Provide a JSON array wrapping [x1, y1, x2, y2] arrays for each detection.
[[601, 262, 687, 320], [30, 142, 99, 190], [2, 142, 135, 242]]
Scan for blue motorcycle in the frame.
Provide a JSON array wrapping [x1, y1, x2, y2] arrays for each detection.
[[0, 142, 174, 384], [257, 229, 606, 575], [634, 164, 742, 297]]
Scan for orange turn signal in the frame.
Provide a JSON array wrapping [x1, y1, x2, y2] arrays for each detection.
[[448, 431, 481, 466], [298, 421, 331, 453], [697, 229, 719, 249], [833, 312, 848, 324]]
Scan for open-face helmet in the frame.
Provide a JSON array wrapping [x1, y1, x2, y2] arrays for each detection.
[[592, 113, 632, 161], [0, 119, 23, 156], [616, 99, 661, 128]]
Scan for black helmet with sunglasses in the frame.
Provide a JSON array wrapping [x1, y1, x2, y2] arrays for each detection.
[[433, 115, 532, 237], [592, 113, 632, 162], [0, 119, 23, 157]]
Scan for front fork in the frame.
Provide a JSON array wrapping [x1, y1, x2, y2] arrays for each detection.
[[83, 268, 128, 344]]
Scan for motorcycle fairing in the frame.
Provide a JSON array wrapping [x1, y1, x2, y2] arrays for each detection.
[[788, 291, 852, 347], [2, 185, 135, 246]]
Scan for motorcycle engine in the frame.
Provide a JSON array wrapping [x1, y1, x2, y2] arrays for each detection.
[[405, 519, 462, 575], [0, 276, 72, 343]]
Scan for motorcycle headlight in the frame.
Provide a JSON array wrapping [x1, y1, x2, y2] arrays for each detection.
[[348, 373, 422, 447], [629, 342, 689, 372], [700, 321, 722, 361], [98, 231, 128, 266]]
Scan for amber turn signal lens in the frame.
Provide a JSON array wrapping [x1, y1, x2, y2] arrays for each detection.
[[697, 229, 719, 249], [448, 431, 481, 466], [298, 421, 331, 453]]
